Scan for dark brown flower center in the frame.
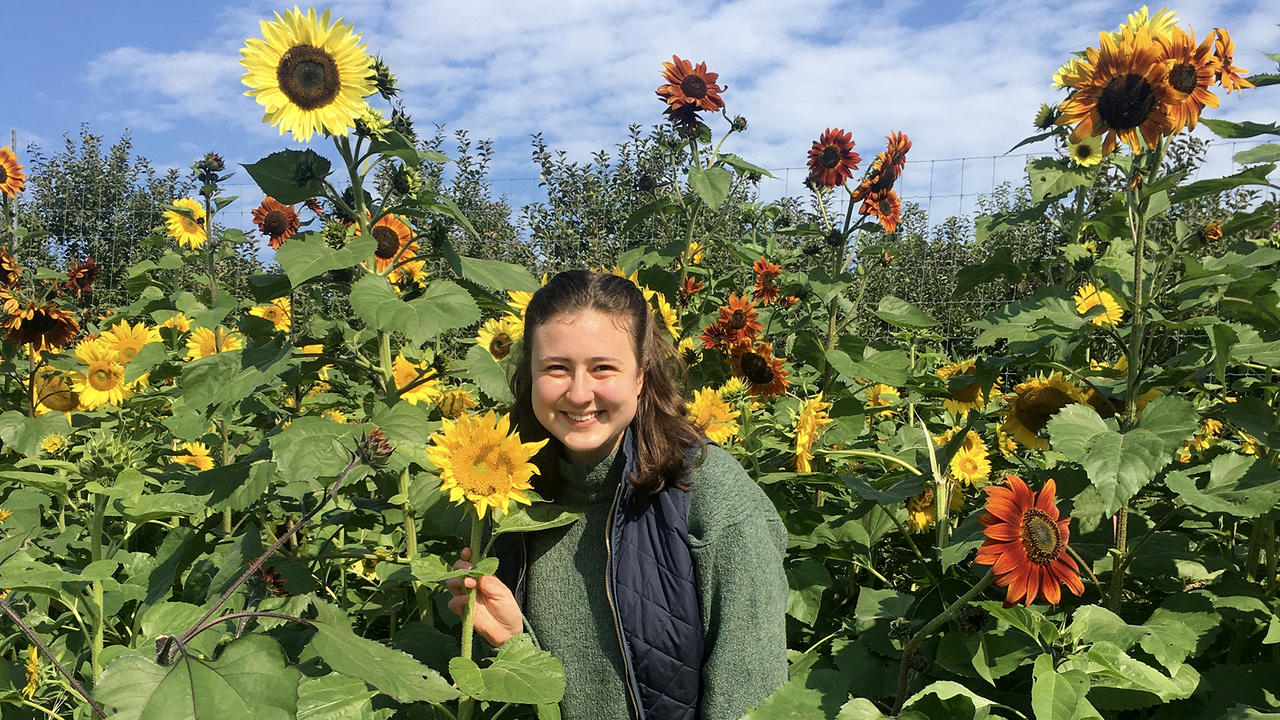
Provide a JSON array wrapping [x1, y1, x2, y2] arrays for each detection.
[[1169, 63, 1198, 94], [950, 377, 981, 403], [373, 226, 401, 259], [681, 74, 708, 99], [0, 166, 7, 184], [820, 146, 841, 169], [262, 209, 290, 237], [741, 351, 774, 384], [1019, 508, 1062, 564], [728, 309, 747, 330], [490, 333, 512, 360], [1074, 143, 1096, 160], [1098, 73, 1157, 129], [1014, 386, 1073, 433], [276, 45, 341, 110]]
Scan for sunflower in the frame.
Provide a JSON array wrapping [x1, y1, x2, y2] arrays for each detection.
[[240, 7, 376, 142], [0, 146, 26, 198], [1114, 6, 1179, 44], [72, 338, 128, 409], [1204, 219, 1224, 242], [426, 410, 549, 518], [3, 303, 79, 351], [101, 320, 161, 363], [435, 387, 479, 419], [652, 292, 680, 340], [361, 213, 412, 269], [22, 646, 39, 700], [719, 376, 747, 401], [1001, 373, 1084, 451], [1159, 26, 1220, 132], [678, 276, 704, 307], [1068, 135, 1106, 167], [323, 409, 348, 424], [476, 314, 523, 362], [862, 188, 902, 233], [165, 198, 207, 249], [906, 485, 937, 533], [41, 434, 66, 455], [185, 326, 244, 360], [1033, 102, 1059, 129], [715, 294, 763, 343], [252, 197, 301, 249], [64, 257, 100, 298], [881, 131, 912, 187], [0, 247, 22, 289], [950, 444, 992, 487], [936, 359, 995, 416], [807, 128, 861, 189], [729, 341, 789, 400], [793, 395, 833, 473], [752, 258, 782, 305], [1073, 282, 1124, 327], [687, 387, 740, 445], [249, 297, 292, 332], [33, 368, 78, 414], [686, 240, 705, 266], [175, 441, 215, 471], [1056, 27, 1176, 155], [508, 290, 533, 318], [865, 383, 900, 419], [975, 474, 1085, 607], [1213, 28, 1253, 94], [655, 55, 725, 114], [393, 354, 442, 405], [159, 312, 192, 333]]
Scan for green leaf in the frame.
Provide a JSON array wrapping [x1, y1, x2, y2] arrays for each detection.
[[1133, 396, 1200, 457], [1140, 594, 1221, 672], [1064, 605, 1146, 650], [269, 417, 354, 484], [119, 492, 210, 524], [718, 153, 774, 178], [1028, 156, 1093, 203], [1032, 654, 1091, 720], [740, 668, 850, 719], [786, 558, 831, 626], [1209, 323, 1240, 384], [349, 276, 481, 347], [242, 149, 332, 204], [688, 166, 733, 210], [274, 234, 375, 288], [952, 254, 1025, 298], [0, 410, 79, 461], [902, 680, 1001, 718], [1165, 454, 1280, 517], [824, 348, 909, 386], [308, 600, 460, 704], [296, 673, 377, 720], [872, 295, 938, 329], [460, 343, 515, 405], [1047, 404, 1170, 516], [248, 273, 292, 302], [95, 634, 301, 720], [492, 503, 584, 536], [1234, 144, 1280, 164], [447, 634, 564, 705], [180, 345, 291, 412], [405, 555, 499, 585], [853, 587, 914, 624], [1084, 640, 1199, 704], [1170, 164, 1276, 204], [1202, 118, 1280, 139], [456, 255, 541, 292], [123, 341, 169, 383], [622, 196, 681, 233]]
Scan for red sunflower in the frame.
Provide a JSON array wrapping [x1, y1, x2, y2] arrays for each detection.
[[860, 188, 902, 233], [975, 474, 1085, 607], [64, 257, 100, 298], [807, 128, 861, 189], [716, 293, 763, 343], [729, 340, 789, 400], [678, 275, 704, 307], [252, 196, 302, 249], [0, 146, 26, 198], [656, 56, 725, 114], [3, 303, 79, 352], [752, 257, 782, 305], [1213, 28, 1254, 94]]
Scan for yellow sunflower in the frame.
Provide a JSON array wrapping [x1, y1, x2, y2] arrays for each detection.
[[1073, 282, 1124, 327], [476, 314, 523, 362], [1068, 135, 1106, 167], [165, 198, 207, 249], [185, 326, 244, 360], [652, 292, 679, 340], [72, 338, 128, 409], [793, 395, 833, 473], [240, 7, 376, 142], [175, 441, 215, 471], [508, 290, 533, 318], [950, 444, 992, 487], [426, 410, 549, 518], [101, 320, 161, 363], [393, 354, 442, 405], [935, 359, 995, 416], [1001, 372, 1085, 451], [41, 434, 66, 455], [1113, 6, 1179, 44], [906, 484, 937, 533], [249, 297, 292, 332], [686, 240, 705, 265], [159, 312, 192, 333], [435, 387, 479, 419], [33, 368, 79, 415], [686, 387, 739, 445], [0, 146, 26, 198], [865, 383, 900, 419]]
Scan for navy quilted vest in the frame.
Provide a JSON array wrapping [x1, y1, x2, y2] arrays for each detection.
[[494, 428, 704, 720]]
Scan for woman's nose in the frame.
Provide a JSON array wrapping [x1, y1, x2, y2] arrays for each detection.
[[566, 371, 594, 404]]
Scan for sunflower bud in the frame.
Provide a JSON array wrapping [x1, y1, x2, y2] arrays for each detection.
[[334, 186, 375, 225], [390, 107, 417, 144], [824, 230, 845, 249], [369, 57, 400, 100], [730, 115, 748, 132], [354, 104, 391, 141], [356, 428, 395, 468], [958, 604, 992, 633], [888, 617, 913, 641], [1033, 102, 1058, 130], [391, 167, 423, 197], [746, 171, 762, 184], [636, 173, 658, 193], [1203, 220, 1224, 242], [293, 153, 333, 187], [192, 152, 225, 185]]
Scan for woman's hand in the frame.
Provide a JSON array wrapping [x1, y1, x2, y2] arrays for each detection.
[[446, 547, 523, 647]]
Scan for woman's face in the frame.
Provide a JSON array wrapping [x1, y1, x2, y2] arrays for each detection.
[[530, 309, 644, 464]]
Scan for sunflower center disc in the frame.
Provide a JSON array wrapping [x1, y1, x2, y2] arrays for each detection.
[[1015, 386, 1073, 433], [1075, 144, 1096, 161], [373, 226, 400, 258], [1020, 509, 1061, 564], [490, 333, 512, 360], [89, 366, 115, 391], [277, 45, 341, 110], [263, 209, 289, 236], [729, 309, 747, 330], [681, 75, 708, 99], [820, 146, 841, 169], [0, 167, 7, 184], [951, 379, 980, 403], [1169, 63, 1198, 94], [1098, 74, 1157, 129], [742, 352, 774, 384]]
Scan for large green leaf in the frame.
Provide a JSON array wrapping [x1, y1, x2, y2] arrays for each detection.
[[1084, 640, 1200, 705], [447, 634, 564, 705], [1234, 144, 1280, 164], [1201, 119, 1280, 139], [296, 673, 378, 720], [786, 557, 831, 627], [824, 348, 909, 386], [718, 153, 774, 178], [1133, 396, 1199, 456], [455, 255, 541, 292], [952, 254, 1025, 298], [740, 668, 850, 719], [349, 276, 480, 347], [308, 600, 460, 704], [1047, 405, 1171, 516], [274, 233, 376, 288], [1169, 164, 1276, 204], [1032, 654, 1091, 720], [460, 343, 515, 405], [1028, 156, 1093, 202], [1140, 594, 1221, 672], [0, 410, 79, 461], [268, 417, 355, 483], [492, 502, 584, 536], [1165, 454, 1280, 517], [902, 680, 1002, 719], [1063, 605, 1146, 650], [242, 149, 332, 204], [688, 166, 733, 210], [95, 635, 301, 720], [872, 295, 938, 329]]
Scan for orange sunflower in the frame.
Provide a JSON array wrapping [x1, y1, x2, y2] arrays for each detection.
[[252, 196, 301, 249], [752, 258, 782, 305], [807, 128, 861, 189], [0, 247, 22, 289], [716, 293, 763, 343], [0, 146, 26, 198], [1213, 28, 1253, 94], [64, 258, 99, 298], [678, 275, 704, 307], [656, 55, 725, 114], [1159, 26, 1220, 133], [861, 188, 902, 233], [1057, 27, 1176, 155], [3, 303, 78, 351], [975, 474, 1085, 607], [729, 340, 789, 399]]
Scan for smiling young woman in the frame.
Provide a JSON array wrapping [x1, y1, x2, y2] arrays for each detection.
[[447, 270, 788, 720]]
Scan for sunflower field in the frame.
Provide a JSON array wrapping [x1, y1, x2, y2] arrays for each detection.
[[3, 5, 1280, 719]]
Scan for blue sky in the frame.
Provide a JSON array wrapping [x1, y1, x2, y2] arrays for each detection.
[[9, 0, 1279, 237]]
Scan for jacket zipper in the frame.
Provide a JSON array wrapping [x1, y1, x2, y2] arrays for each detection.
[[605, 481, 641, 720]]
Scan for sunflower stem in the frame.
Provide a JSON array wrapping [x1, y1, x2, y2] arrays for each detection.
[[892, 567, 994, 715], [460, 515, 484, 662], [400, 467, 417, 561], [89, 493, 107, 682]]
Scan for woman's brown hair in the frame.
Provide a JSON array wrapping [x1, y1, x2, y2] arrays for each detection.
[[511, 270, 704, 495]]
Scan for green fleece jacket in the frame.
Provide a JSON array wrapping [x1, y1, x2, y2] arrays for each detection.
[[523, 444, 788, 720]]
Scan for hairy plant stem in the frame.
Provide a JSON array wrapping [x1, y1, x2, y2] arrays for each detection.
[[0, 595, 107, 717], [89, 494, 107, 681], [400, 467, 417, 560], [460, 515, 484, 661], [892, 568, 995, 715]]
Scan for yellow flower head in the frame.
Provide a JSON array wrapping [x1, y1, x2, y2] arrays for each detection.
[[475, 314, 523, 362], [1073, 282, 1124, 327], [793, 394, 833, 473], [1001, 372, 1085, 451], [249, 297, 292, 332], [0, 508, 11, 523], [22, 645, 39, 700], [435, 387, 479, 419], [866, 383, 900, 419], [426, 410, 549, 518], [240, 7, 376, 142], [175, 441, 215, 471], [393, 354, 442, 405], [33, 368, 79, 415], [72, 338, 128, 409], [186, 326, 244, 360], [159, 312, 192, 333], [323, 409, 348, 424], [652, 292, 679, 340], [949, 443, 992, 487], [101, 320, 161, 363], [508, 290, 533, 318], [686, 387, 740, 445], [906, 485, 937, 533], [165, 198, 206, 249], [719, 376, 748, 401], [1068, 135, 1106, 167], [686, 240, 704, 265], [1114, 6, 1179, 44], [41, 434, 66, 455], [936, 359, 995, 417]]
